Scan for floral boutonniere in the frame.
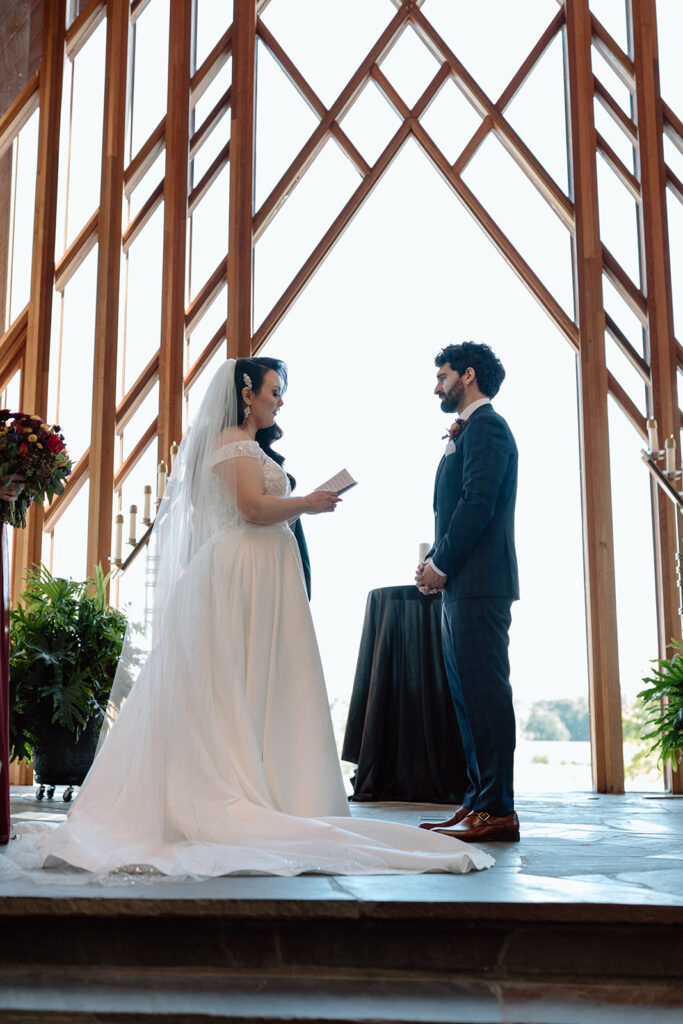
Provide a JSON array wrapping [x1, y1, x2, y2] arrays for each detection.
[[442, 418, 468, 456]]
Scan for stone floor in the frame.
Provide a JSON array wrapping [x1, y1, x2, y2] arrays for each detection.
[[3, 789, 683, 1022], [4, 786, 683, 906]]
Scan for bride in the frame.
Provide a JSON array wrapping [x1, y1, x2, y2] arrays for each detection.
[[5, 358, 492, 878]]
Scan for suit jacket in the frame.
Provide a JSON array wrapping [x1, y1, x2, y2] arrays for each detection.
[[430, 403, 519, 600]]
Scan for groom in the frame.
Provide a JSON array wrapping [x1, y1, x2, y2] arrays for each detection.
[[416, 342, 519, 842]]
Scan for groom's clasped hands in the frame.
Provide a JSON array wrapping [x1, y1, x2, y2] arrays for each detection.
[[415, 559, 446, 595]]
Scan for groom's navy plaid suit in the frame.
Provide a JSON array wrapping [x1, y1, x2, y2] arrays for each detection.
[[428, 403, 519, 816]]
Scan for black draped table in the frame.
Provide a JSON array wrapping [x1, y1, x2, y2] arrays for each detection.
[[342, 585, 467, 803]]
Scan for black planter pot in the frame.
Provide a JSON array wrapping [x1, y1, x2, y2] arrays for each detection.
[[32, 716, 101, 787]]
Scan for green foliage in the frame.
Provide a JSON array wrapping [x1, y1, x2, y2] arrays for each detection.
[[9, 564, 127, 762], [524, 698, 589, 742], [637, 641, 683, 772]]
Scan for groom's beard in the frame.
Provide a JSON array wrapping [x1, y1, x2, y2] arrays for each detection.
[[440, 380, 465, 414]]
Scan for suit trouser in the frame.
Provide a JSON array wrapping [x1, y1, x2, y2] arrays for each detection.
[[441, 596, 515, 817]]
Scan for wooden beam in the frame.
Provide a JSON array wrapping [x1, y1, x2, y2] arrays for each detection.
[[631, 0, 682, 794], [189, 88, 231, 160], [86, 0, 128, 583], [113, 418, 157, 488], [115, 351, 159, 432], [157, 0, 191, 464], [65, 0, 106, 59], [0, 308, 28, 385], [42, 453, 89, 532], [0, 71, 40, 161], [53, 209, 99, 292], [190, 28, 232, 106], [227, 0, 257, 359], [185, 255, 228, 334], [14, 0, 66, 599], [121, 179, 163, 252], [565, 0, 624, 794], [123, 116, 165, 196], [185, 319, 227, 391]]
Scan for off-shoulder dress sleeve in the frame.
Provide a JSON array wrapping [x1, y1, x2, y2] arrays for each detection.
[[210, 440, 263, 467]]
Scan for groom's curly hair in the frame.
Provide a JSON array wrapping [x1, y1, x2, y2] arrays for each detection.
[[435, 342, 505, 398]]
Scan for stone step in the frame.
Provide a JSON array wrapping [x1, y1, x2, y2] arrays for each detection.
[[1, 969, 683, 1024]]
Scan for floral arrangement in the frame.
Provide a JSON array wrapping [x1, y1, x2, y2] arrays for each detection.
[[442, 418, 469, 443], [0, 410, 71, 528]]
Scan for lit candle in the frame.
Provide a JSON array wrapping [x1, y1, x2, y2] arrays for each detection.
[[142, 484, 152, 524], [113, 513, 124, 563], [665, 435, 676, 475], [418, 542, 430, 564], [170, 441, 178, 470], [157, 461, 167, 502], [128, 504, 137, 545], [647, 417, 659, 454]]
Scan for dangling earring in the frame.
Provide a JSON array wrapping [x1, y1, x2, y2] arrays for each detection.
[[244, 405, 251, 421]]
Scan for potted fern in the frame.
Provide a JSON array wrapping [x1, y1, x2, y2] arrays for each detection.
[[9, 564, 127, 800], [638, 640, 683, 773]]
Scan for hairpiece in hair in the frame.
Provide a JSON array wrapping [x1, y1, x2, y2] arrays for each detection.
[[243, 373, 253, 389]]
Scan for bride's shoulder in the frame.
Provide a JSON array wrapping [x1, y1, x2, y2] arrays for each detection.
[[211, 430, 262, 466]]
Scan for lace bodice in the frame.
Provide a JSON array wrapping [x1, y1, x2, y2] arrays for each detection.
[[209, 440, 290, 528]]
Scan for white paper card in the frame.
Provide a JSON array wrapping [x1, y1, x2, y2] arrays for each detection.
[[316, 468, 357, 494]]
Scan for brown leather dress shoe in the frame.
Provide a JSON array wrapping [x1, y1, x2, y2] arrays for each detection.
[[434, 810, 520, 843], [418, 806, 470, 830]]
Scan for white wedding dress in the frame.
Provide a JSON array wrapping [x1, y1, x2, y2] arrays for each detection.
[[2, 371, 493, 880]]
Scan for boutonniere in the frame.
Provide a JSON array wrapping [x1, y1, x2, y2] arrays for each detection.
[[442, 418, 468, 456]]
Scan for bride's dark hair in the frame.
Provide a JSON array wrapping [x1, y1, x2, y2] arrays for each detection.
[[234, 357, 295, 488]]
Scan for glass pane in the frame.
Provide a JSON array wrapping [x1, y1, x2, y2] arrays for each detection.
[[603, 274, 645, 358], [607, 397, 662, 791], [422, 0, 559, 101], [49, 480, 90, 581], [184, 344, 224, 429], [667, 187, 683, 341], [54, 58, 74, 259], [130, 0, 170, 159], [186, 283, 227, 371], [594, 96, 635, 174], [605, 332, 647, 417], [127, 151, 166, 222], [8, 108, 39, 323], [663, 135, 683, 184], [340, 81, 403, 167], [195, 0, 233, 72], [254, 40, 319, 210], [254, 137, 360, 327], [193, 58, 231, 130], [589, 0, 629, 55], [65, 19, 107, 246], [0, 368, 21, 412], [596, 155, 641, 286], [49, 245, 98, 464], [188, 166, 229, 301], [120, 203, 165, 393], [504, 30, 569, 193], [260, 0, 395, 108], [192, 108, 230, 184], [591, 46, 632, 117], [119, 381, 159, 463], [119, 437, 157, 534], [379, 25, 441, 109], [419, 78, 482, 167], [656, 0, 683, 118], [258, 139, 589, 788], [462, 133, 575, 317]]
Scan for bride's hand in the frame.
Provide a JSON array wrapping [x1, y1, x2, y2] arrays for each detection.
[[304, 490, 341, 515]]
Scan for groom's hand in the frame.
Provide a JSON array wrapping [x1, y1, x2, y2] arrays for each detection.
[[415, 560, 446, 593]]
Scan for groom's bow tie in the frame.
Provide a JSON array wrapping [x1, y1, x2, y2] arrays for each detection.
[[443, 417, 468, 442]]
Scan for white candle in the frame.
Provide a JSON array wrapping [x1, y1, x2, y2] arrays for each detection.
[[128, 504, 137, 545], [647, 417, 659, 454], [665, 435, 676, 475], [142, 484, 152, 524], [170, 441, 178, 470], [114, 513, 124, 563], [157, 461, 167, 502], [418, 542, 430, 564]]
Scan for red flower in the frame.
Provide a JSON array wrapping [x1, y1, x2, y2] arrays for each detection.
[[46, 433, 65, 454], [19, 442, 28, 456]]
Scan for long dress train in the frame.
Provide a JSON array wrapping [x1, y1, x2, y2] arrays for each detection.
[[2, 441, 492, 878]]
